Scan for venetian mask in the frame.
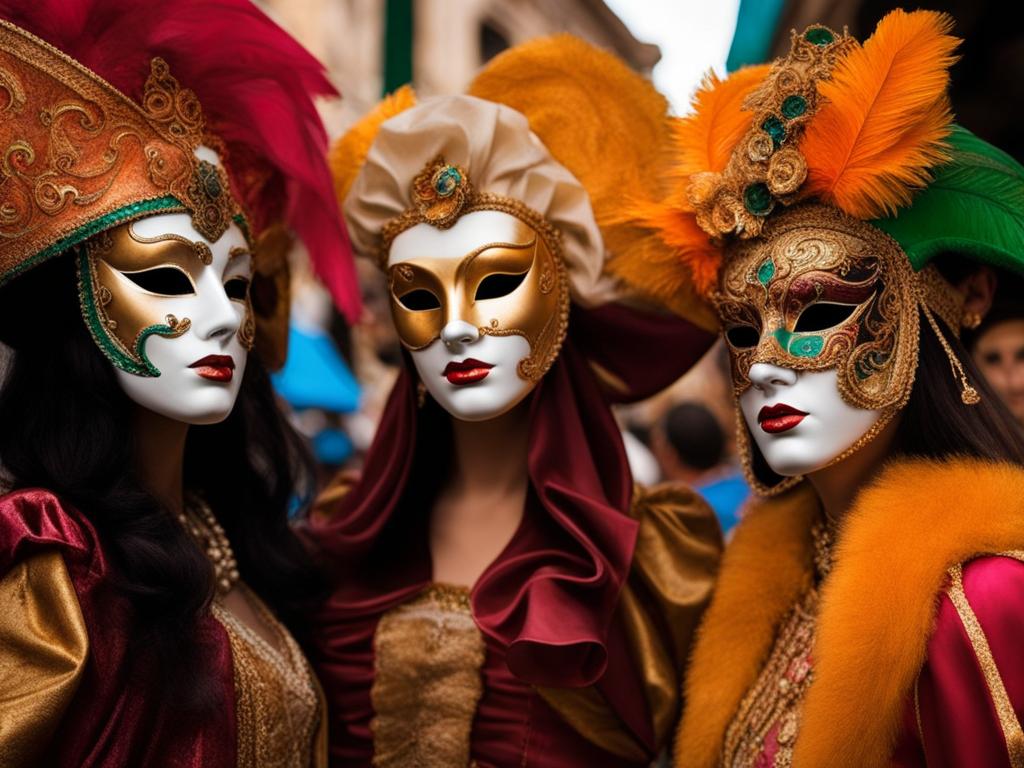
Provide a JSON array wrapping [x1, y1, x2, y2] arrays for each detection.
[[79, 210, 253, 425], [716, 204, 923, 489], [387, 209, 568, 421]]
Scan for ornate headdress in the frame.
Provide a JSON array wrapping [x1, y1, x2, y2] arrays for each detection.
[[611, 9, 1024, 493], [0, 0, 359, 370]]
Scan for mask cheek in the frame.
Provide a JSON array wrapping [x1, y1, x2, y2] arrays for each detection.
[[77, 250, 191, 377]]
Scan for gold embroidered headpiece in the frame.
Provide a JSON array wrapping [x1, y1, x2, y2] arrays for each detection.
[[0, 21, 245, 288]]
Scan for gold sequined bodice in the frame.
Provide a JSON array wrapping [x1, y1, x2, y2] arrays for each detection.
[[213, 585, 321, 768], [720, 522, 833, 767], [370, 583, 486, 768]]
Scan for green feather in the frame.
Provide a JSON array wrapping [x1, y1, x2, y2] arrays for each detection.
[[872, 125, 1024, 275]]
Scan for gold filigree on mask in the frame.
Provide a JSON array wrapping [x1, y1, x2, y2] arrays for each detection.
[[716, 204, 921, 413], [78, 221, 252, 376], [386, 217, 569, 382], [717, 203, 974, 496]]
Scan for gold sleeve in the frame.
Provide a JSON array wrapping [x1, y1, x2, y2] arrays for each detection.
[[539, 484, 723, 758], [0, 551, 89, 767]]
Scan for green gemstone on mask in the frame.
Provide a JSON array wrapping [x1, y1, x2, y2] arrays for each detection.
[[791, 335, 824, 357], [781, 95, 807, 120], [805, 27, 835, 46], [772, 328, 824, 358], [761, 116, 786, 147], [744, 182, 773, 215], [757, 258, 776, 285]]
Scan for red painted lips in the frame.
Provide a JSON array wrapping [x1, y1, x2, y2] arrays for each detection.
[[190, 354, 235, 383], [443, 358, 494, 386], [757, 403, 808, 434]]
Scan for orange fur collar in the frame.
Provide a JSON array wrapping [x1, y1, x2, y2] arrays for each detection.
[[675, 457, 1024, 767]]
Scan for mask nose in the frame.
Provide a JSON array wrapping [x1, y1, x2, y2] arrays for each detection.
[[193, 277, 242, 343], [748, 362, 798, 393], [440, 319, 480, 348]]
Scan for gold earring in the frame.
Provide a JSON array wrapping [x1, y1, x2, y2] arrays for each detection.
[[962, 310, 983, 330], [416, 380, 427, 408]]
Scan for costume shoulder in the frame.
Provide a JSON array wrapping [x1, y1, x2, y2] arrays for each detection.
[[539, 483, 723, 759], [0, 489, 92, 765], [0, 488, 100, 568], [915, 553, 1024, 767]]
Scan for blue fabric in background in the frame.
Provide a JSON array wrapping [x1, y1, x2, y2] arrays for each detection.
[[726, 0, 786, 72], [697, 471, 750, 536], [272, 324, 360, 413]]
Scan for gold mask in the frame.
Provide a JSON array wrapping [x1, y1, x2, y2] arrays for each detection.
[[78, 221, 254, 377], [386, 218, 568, 381], [716, 205, 924, 412]]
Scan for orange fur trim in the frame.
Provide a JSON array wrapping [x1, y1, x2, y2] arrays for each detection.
[[674, 482, 819, 766], [329, 85, 417, 205], [468, 35, 716, 331], [802, 10, 959, 219], [672, 64, 772, 180], [676, 458, 1024, 767]]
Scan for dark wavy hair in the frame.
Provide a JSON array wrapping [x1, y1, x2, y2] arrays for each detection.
[[0, 254, 322, 709]]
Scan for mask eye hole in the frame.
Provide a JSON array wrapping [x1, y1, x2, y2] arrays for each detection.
[[725, 324, 760, 349], [122, 266, 195, 296], [794, 302, 858, 333], [475, 272, 527, 301], [224, 276, 250, 302], [397, 289, 441, 311]]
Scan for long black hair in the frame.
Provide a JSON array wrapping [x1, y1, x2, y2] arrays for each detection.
[[0, 254, 323, 707]]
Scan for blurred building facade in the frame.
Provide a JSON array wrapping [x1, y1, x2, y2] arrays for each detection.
[[258, 0, 660, 136]]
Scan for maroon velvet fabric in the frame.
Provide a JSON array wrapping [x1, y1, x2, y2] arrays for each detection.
[[307, 303, 714, 766], [890, 555, 1024, 767], [0, 489, 237, 768]]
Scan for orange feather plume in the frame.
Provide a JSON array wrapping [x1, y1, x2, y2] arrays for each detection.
[[329, 85, 417, 204], [671, 64, 771, 179], [802, 9, 959, 219]]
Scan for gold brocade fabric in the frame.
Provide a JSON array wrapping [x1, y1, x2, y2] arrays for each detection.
[[0, 551, 88, 768], [720, 587, 819, 768], [370, 583, 486, 768], [720, 522, 832, 768], [212, 585, 323, 768]]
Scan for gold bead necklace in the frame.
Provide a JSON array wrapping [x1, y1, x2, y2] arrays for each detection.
[[178, 495, 240, 595]]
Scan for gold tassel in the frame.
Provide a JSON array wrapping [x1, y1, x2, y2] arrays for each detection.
[[921, 301, 980, 405]]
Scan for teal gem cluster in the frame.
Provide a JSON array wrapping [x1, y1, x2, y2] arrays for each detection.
[[740, 24, 842, 218]]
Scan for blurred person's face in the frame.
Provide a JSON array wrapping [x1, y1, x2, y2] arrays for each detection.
[[973, 319, 1024, 423], [386, 210, 567, 421]]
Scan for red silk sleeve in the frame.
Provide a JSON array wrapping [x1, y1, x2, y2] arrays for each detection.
[[913, 554, 1024, 767]]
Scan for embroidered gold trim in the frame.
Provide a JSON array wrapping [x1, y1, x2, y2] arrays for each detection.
[[213, 585, 320, 768], [946, 563, 1024, 768], [370, 583, 485, 768]]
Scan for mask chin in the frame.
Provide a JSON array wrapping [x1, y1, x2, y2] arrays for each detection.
[[411, 333, 536, 422], [737, 366, 888, 494]]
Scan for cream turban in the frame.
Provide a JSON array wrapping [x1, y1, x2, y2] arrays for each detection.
[[342, 94, 621, 307]]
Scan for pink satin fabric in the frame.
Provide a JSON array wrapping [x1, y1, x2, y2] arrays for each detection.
[[0, 489, 238, 768], [891, 555, 1024, 766]]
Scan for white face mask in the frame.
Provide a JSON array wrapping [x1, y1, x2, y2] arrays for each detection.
[[739, 363, 882, 477], [111, 212, 252, 425], [388, 211, 558, 422]]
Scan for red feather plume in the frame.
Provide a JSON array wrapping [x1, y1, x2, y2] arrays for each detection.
[[0, 0, 359, 321]]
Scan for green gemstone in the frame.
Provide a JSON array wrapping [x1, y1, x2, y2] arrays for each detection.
[[790, 335, 825, 358], [757, 258, 776, 286], [434, 167, 461, 197], [761, 116, 786, 147], [805, 27, 834, 46], [744, 182, 773, 215], [781, 95, 807, 120]]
